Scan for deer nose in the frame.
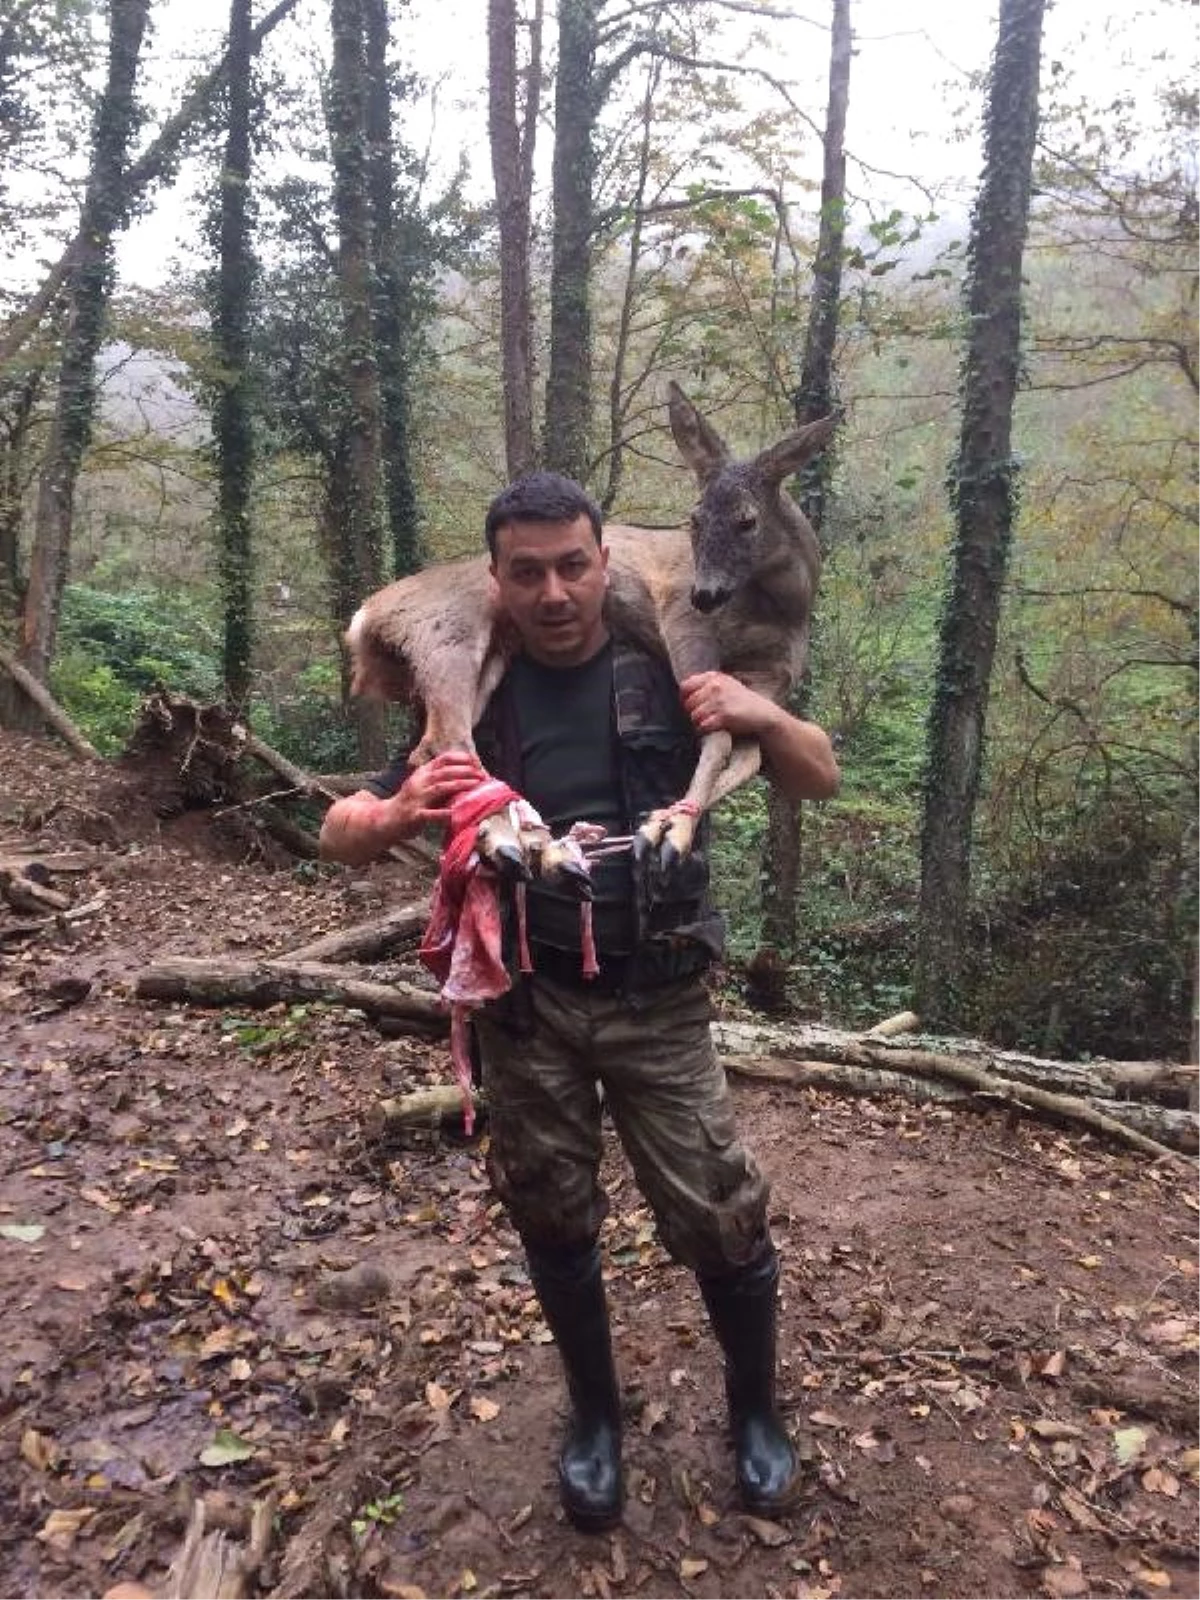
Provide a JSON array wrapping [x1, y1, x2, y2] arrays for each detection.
[[691, 584, 730, 614]]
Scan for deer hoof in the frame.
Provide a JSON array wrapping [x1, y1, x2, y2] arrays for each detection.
[[476, 815, 532, 882], [635, 809, 698, 868]]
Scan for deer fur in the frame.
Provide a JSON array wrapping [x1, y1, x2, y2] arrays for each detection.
[[346, 382, 833, 860]]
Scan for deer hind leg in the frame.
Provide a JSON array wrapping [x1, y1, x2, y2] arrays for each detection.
[[476, 807, 593, 899]]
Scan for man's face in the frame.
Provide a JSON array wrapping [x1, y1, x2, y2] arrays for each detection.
[[490, 514, 609, 667]]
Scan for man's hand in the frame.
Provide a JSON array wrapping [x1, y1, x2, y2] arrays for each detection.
[[399, 750, 488, 829], [680, 671, 780, 738], [319, 750, 486, 867], [679, 671, 840, 803]]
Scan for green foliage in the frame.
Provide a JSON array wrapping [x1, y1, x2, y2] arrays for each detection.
[[51, 583, 222, 753], [252, 661, 361, 775]]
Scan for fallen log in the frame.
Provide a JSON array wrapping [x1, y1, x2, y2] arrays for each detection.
[[723, 1053, 968, 1104], [166, 1493, 274, 1600], [713, 1019, 1195, 1106], [373, 1084, 483, 1129], [722, 1051, 1194, 1160], [280, 899, 428, 965], [0, 868, 72, 914], [241, 731, 336, 799], [0, 647, 100, 760], [135, 956, 446, 1028]]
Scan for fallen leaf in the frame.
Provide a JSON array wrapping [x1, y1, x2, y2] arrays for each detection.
[[1112, 1425, 1148, 1465], [1076, 1255, 1102, 1270], [198, 1428, 255, 1467], [0, 1222, 45, 1243], [1041, 1559, 1089, 1598], [37, 1508, 94, 1547], [680, 1557, 709, 1579], [425, 1381, 453, 1411], [743, 1515, 791, 1547], [469, 1395, 499, 1422], [809, 1410, 843, 1429], [21, 1429, 58, 1470], [1142, 1466, 1180, 1498], [79, 1187, 121, 1214], [55, 1275, 90, 1292], [1031, 1419, 1082, 1441], [1134, 1570, 1172, 1591]]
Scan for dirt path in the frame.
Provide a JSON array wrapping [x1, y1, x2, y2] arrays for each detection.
[[0, 731, 1196, 1600]]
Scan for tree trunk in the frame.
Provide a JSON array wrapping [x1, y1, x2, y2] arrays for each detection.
[[0, 366, 40, 619], [543, 0, 598, 481], [916, 0, 1046, 1023], [760, 0, 850, 955], [15, 0, 150, 723], [364, 0, 422, 577], [328, 0, 388, 766], [488, 0, 542, 479], [214, 0, 256, 709], [598, 51, 660, 514]]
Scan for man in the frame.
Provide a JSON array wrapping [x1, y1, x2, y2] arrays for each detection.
[[320, 471, 839, 1532]]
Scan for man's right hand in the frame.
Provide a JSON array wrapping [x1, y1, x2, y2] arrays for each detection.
[[400, 751, 488, 829], [319, 750, 486, 866]]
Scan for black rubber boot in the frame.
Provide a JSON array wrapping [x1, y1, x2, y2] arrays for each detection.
[[698, 1245, 799, 1514], [526, 1241, 624, 1532]]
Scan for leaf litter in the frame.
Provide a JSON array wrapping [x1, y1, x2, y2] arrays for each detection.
[[0, 727, 1196, 1598]]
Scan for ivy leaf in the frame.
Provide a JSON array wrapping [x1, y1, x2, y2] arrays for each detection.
[[0, 1223, 45, 1243]]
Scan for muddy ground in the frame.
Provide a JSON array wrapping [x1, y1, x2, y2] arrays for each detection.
[[0, 729, 1196, 1600]]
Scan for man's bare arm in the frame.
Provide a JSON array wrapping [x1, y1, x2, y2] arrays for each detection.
[[318, 751, 485, 866], [679, 671, 840, 803]]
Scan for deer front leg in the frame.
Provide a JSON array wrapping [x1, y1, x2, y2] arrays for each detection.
[[634, 730, 733, 869]]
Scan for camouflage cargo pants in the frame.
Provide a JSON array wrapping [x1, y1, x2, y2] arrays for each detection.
[[474, 974, 770, 1275]]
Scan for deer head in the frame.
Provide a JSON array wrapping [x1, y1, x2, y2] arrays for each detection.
[[667, 380, 836, 614]]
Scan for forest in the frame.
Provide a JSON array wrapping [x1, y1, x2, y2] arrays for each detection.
[[1, 6, 1198, 1599], [0, 0, 1195, 1055]]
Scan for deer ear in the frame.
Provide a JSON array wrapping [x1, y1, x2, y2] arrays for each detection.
[[668, 380, 730, 484], [755, 415, 837, 484]]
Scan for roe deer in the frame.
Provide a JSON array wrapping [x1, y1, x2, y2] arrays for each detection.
[[346, 381, 833, 867]]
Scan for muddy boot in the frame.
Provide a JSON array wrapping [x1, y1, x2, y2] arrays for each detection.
[[698, 1245, 799, 1514], [526, 1241, 623, 1532]]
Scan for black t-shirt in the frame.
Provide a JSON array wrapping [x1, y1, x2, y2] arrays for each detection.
[[366, 640, 635, 954], [507, 642, 634, 953]]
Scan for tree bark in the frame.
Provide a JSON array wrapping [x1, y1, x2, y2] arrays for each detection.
[[760, 0, 850, 956], [280, 901, 428, 964], [135, 956, 444, 1027], [328, 0, 388, 767], [916, 0, 1047, 1022], [488, 0, 542, 479], [543, 0, 599, 480], [214, 0, 256, 709], [0, 645, 99, 758], [364, 0, 422, 577], [16, 0, 150, 714]]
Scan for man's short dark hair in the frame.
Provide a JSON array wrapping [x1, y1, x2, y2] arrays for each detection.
[[484, 471, 603, 557]]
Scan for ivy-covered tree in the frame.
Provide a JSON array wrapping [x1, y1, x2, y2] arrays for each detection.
[[213, 0, 257, 709], [7, 0, 151, 733], [915, 0, 1047, 1022], [760, 0, 851, 959]]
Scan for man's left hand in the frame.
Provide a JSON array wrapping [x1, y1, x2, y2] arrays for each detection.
[[680, 671, 775, 737]]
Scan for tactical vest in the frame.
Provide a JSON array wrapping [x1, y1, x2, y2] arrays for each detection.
[[474, 641, 726, 985]]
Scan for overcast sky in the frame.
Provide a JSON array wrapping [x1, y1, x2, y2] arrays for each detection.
[[109, 0, 1193, 287]]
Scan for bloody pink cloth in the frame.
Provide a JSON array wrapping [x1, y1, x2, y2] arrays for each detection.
[[419, 778, 521, 1136], [419, 778, 606, 1135]]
